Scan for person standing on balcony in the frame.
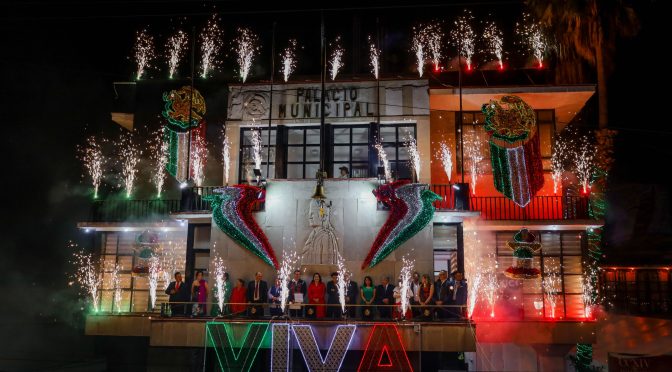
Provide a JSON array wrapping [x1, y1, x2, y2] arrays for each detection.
[[345, 275, 358, 318], [326, 272, 340, 319], [418, 274, 435, 320], [410, 272, 421, 317], [288, 270, 307, 318], [376, 276, 395, 319], [191, 270, 209, 317], [448, 271, 468, 319], [268, 277, 283, 316], [247, 272, 267, 318], [434, 270, 450, 319], [307, 273, 326, 319], [230, 279, 247, 316], [165, 272, 189, 316], [360, 276, 376, 320]]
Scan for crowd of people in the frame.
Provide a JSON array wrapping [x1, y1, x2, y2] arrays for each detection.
[[165, 269, 468, 320]]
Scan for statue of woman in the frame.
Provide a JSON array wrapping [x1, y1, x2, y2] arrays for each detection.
[[301, 199, 339, 265]]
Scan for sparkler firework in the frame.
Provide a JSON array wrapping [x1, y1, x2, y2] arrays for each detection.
[[190, 133, 207, 187], [281, 39, 297, 82], [484, 268, 499, 318], [213, 253, 227, 314], [166, 30, 188, 79], [411, 26, 426, 77], [336, 250, 350, 314], [278, 250, 299, 313], [148, 255, 160, 309], [250, 128, 263, 171], [424, 23, 444, 71], [438, 141, 453, 182], [221, 131, 231, 185], [234, 27, 260, 83], [483, 20, 504, 69], [399, 255, 414, 318], [133, 28, 156, 80], [199, 15, 223, 78], [108, 262, 123, 313], [451, 11, 476, 70], [575, 135, 595, 194], [116, 130, 141, 198], [517, 14, 547, 68], [374, 142, 391, 181], [464, 128, 484, 194], [79, 136, 106, 199], [368, 35, 380, 79], [329, 36, 344, 81], [405, 137, 421, 181], [542, 261, 561, 318], [550, 134, 570, 194], [71, 244, 103, 313], [150, 129, 168, 197], [582, 264, 598, 319]]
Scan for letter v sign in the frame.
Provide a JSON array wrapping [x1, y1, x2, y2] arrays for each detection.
[[276, 324, 356, 372], [205, 322, 269, 372]]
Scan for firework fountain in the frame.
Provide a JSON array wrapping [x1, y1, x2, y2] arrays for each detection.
[[374, 142, 391, 181], [438, 141, 453, 182], [517, 14, 547, 68], [484, 267, 499, 318], [190, 134, 207, 187], [148, 255, 160, 309], [335, 250, 350, 315], [542, 261, 561, 318], [464, 128, 484, 194], [399, 255, 414, 319], [150, 129, 168, 197], [281, 39, 297, 82], [221, 131, 231, 185], [199, 15, 223, 78], [368, 35, 380, 79], [405, 137, 421, 182], [116, 130, 141, 198], [71, 244, 103, 313], [133, 28, 156, 80], [411, 26, 426, 77], [213, 253, 227, 315], [329, 36, 344, 81], [582, 264, 598, 319], [550, 134, 570, 194], [160, 241, 183, 290], [109, 262, 123, 313], [451, 11, 476, 70], [79, 136, 106, 199], [234, 27, 260, 83], [166, 30, 188, 79], [278, 250, 299, 314], [425, 23, 444, 71], [575, 135, 595, 194], [483, 20, 504, 69], [250, 128, 263, 171]]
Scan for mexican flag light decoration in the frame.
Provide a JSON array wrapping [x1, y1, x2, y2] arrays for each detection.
[[504, 228, 542, 279], [162, 86, 207, 182], [206, 185, 279, 269], [362, 180, 441, 269], [482, 95, 544, 207]]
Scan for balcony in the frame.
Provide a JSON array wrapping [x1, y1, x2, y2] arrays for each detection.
[[87, 184, 589, 222]]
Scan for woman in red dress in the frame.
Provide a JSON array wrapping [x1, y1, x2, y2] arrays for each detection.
[[229, 279, 248, 316], [307, 273, 326, 319]]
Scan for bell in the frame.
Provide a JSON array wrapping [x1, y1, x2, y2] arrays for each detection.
[[312, 184, 327, 200]]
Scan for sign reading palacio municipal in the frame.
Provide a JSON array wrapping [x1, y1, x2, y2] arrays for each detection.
[[227, 79, 429, 123]]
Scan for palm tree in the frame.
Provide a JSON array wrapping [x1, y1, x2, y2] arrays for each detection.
[[526, 0, 639, 129]]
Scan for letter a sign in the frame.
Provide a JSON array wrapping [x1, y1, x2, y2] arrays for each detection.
[[358, 324, 414, 371]]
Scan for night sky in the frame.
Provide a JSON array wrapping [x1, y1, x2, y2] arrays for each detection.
[[1, 0, 667, 369]]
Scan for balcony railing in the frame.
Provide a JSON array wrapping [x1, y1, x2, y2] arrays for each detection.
[[89, 199, 180, 222], [88, 184, 588, 222]]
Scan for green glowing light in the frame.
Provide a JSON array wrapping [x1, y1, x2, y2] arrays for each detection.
[[205, 321, 270, 372]]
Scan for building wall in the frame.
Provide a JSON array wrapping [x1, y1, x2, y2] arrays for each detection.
[[208, 179, 436, 288]]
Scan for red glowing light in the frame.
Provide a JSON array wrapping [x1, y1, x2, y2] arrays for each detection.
[[358, 324, 413, 372], [538, 61, 544, 69], [377, 345, 393, 367]]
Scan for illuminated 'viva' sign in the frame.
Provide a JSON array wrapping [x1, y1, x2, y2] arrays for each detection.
[[205, 322, 413, 372]]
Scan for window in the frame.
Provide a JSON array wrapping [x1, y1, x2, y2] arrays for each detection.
[[286, 126, 321, 179], [456, 110, 555, 173], [494, 230, 585, 319], [99, 232, 186, 313], [378, 124, 416, 180], [602, 269, 671, 316], [239, 127, 277, 182], [433, 224, 459, 276], [332, 125, 370, 177]]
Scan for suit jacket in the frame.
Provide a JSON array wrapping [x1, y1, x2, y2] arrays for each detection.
[[326, 281, 340, 304], [346, 281, 358, 304], [288, 279, 307, 302], [165, 280, 190, 304], [376, 283, 395, 305], [434, 279, 450, 303], [449, 279, 468, 305], [247, 280, 268, 303]]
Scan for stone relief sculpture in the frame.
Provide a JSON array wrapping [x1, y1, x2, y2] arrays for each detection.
[[301, 199, 340, 265]]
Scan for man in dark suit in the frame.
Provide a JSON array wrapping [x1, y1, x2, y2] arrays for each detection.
[[434, 270, 450, 319], [247, 272, 268, 317], [165, 272, 189, 316], [376, 276, 395, 319], [448, 271, 468, 319], [288, 270, 307, 318], [326, 272, 341, 319], [346, 278, 358, 318]]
